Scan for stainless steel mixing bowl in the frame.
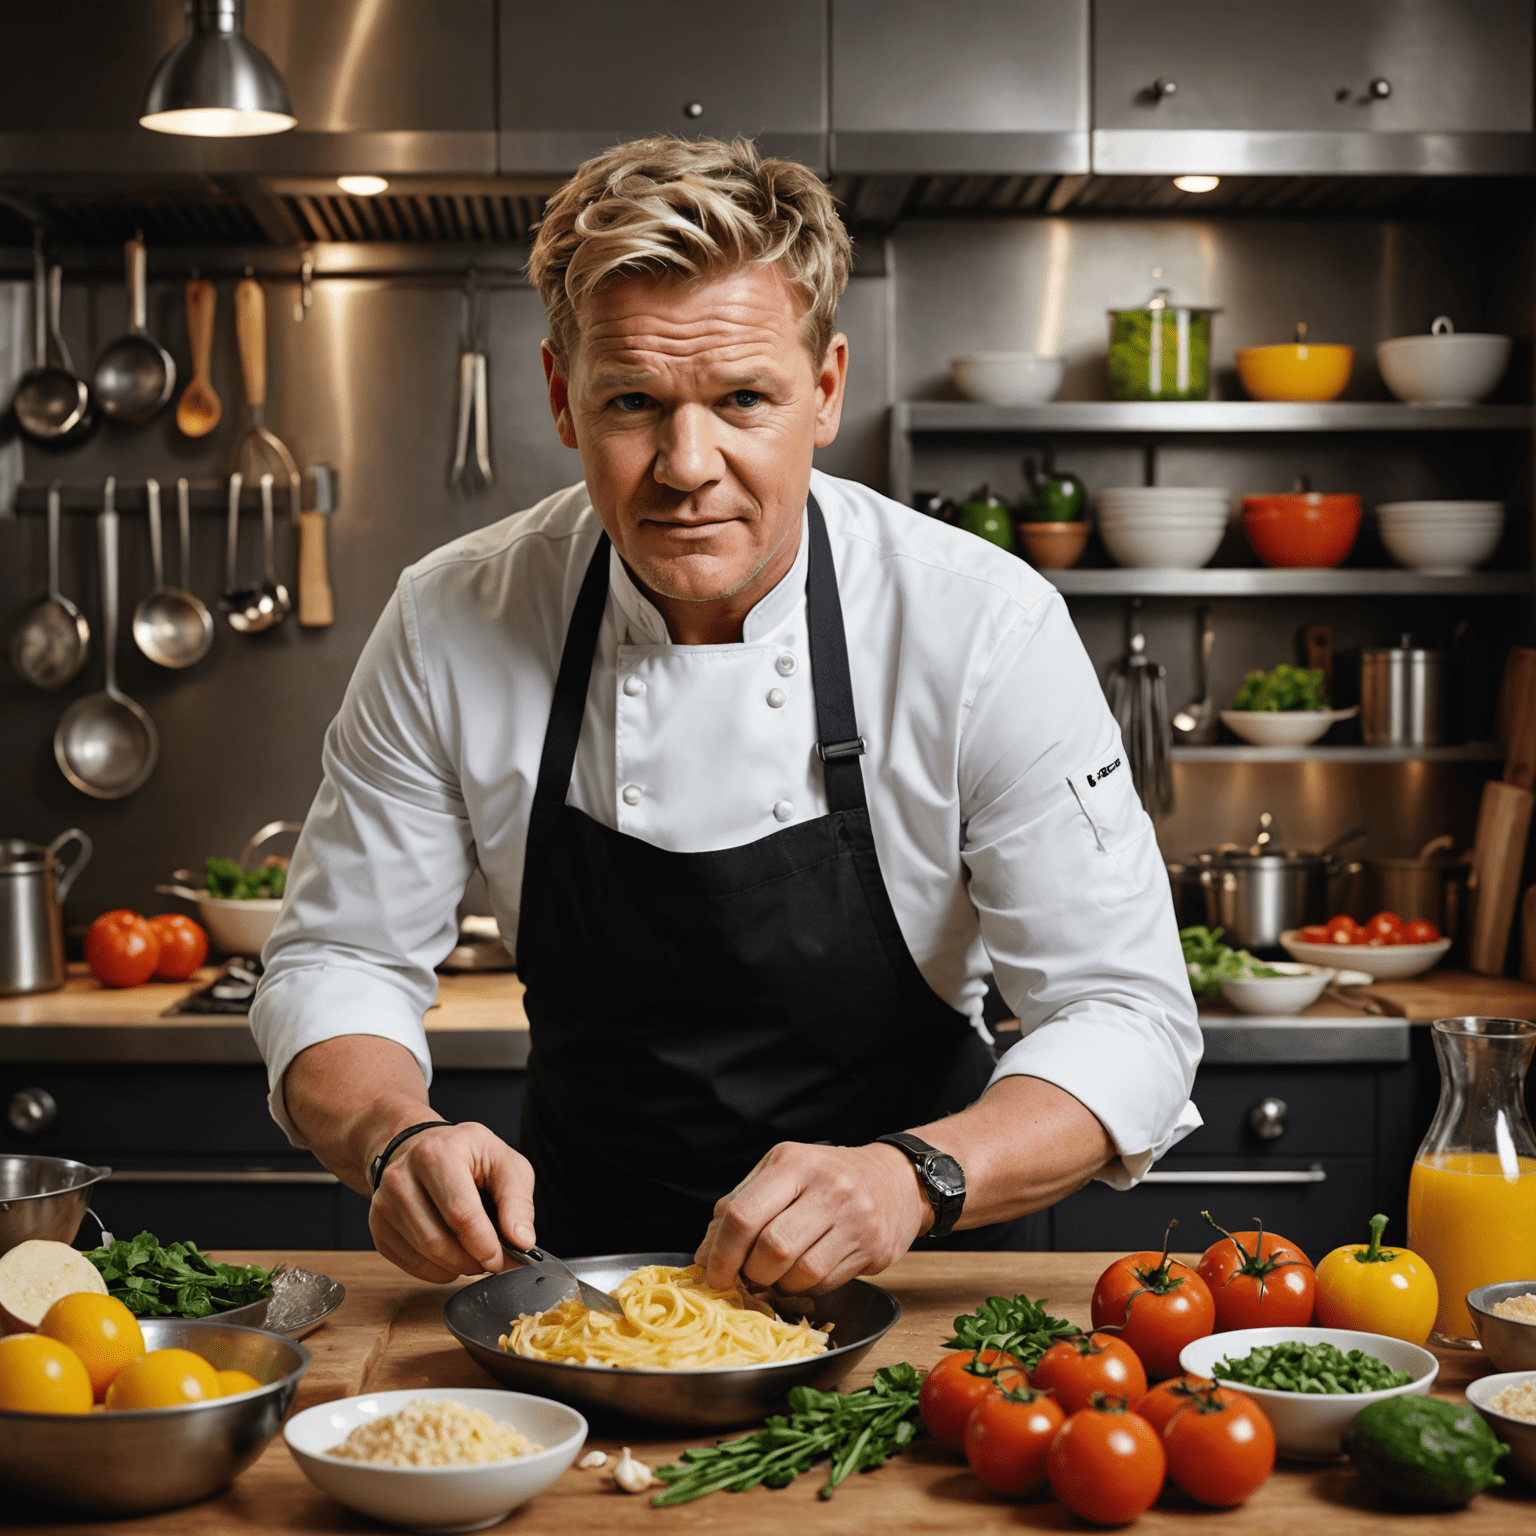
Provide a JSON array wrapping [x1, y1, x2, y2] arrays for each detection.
[[1469, 1281, 1536, 1372], [0, 1153, 111, 1256], [443, 1251, 901, 1429], [0, 1319, 310, 1514]]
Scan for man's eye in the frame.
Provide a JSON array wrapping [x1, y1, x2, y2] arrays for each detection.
[[613, 393, 652, 412], [728, 390, 762, 409]]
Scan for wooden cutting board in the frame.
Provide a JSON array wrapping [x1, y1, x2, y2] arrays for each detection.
[[1359, 967, 1536, 1022], [1467, 779, 1535, 975]]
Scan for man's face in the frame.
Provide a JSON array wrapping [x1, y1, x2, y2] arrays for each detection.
[[543, 263, 847, 614]]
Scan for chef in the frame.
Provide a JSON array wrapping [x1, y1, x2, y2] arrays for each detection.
[[252, 135, 1200, 1295]]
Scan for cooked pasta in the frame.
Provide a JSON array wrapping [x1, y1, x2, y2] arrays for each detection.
[[498, 1264, 832, 1369]]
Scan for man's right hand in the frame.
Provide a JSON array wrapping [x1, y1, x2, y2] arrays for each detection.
[[369, 1120, 537, 1283]]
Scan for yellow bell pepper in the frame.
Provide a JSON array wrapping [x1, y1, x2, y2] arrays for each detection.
[[1314, 1213, 1439, 1346]]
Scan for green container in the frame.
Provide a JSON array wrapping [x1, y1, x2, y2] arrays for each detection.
[[1107, 293, 1220, 401]]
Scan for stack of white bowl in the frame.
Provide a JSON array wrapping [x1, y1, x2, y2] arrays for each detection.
[[1096, 487, 1232, 569], [1376, 500, 1505, 573]]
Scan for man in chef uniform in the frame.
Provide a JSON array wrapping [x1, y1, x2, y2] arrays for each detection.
[[252, 136, 1200, 1294]]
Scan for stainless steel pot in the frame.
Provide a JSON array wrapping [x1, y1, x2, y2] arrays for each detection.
[[1364, 833, 1463, 935], [0, 828, 91, 995], [0, 1153, 111, 1257], [1361, 638, 1445, 745]]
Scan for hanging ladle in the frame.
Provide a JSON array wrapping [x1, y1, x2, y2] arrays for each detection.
[[10, 479, 90, 689], [222, 472, 288, 633], [92, 233, 176, 425], [13, 238, 89, 444], [54, 477, 159, 799], [132, 476, 213, 668]]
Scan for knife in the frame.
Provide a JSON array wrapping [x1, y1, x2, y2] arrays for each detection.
[[478, 1189, 623, 1315]]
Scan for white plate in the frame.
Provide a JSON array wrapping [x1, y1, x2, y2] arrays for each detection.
[[1220, 708, 1358, 747], [285, 1387, 587, 1534], [1280, 929, 1451, 980], [1180, 1326, 1437, 1460], [1220, 961, 1335, 1015]]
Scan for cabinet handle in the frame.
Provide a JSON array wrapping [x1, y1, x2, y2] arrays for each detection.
[[106, 1170, 339, 1185], [1150, 77, 1177, 100], [682, 101, 704, 119], [7, 1087, 57, 1136], [1248, 1096, 1288, 1141], [1368, 77, 1392, 99], [1141, 1164, 1326, 1186]]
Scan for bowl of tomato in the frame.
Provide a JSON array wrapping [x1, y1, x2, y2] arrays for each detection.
[[1281, 912, 1449, 981]]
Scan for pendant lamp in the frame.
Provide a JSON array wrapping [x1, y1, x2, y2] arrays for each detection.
[[140, 0, 296, 138]]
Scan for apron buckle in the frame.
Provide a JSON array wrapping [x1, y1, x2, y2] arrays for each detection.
[[817, 737, 866, 762]]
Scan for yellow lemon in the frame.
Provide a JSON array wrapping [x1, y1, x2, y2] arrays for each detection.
[[216, 1368, 261, 1397], [38, 1292, 145, 1401], [104, 1348, 220, 1411], [0, 1332, 93, 1414]]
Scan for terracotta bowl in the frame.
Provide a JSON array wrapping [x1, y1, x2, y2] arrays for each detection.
[[1236, 343, 1354, 402], [1017, 521, 1090, 570], [1242, 493, 1360, 568]]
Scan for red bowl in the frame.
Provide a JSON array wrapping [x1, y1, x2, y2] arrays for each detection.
[[1242, 493, 1361, 568]]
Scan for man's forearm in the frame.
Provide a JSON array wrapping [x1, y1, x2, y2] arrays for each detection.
[[904, 1074, 1116, 1229], [282, 1036, 442, 1197]]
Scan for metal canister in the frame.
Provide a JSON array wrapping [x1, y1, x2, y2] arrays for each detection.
[[0, 830, 91, 995], [1360, 638, 1445, 745]]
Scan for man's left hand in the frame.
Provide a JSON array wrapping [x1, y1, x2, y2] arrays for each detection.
[[694, 1141, 931, 1294]]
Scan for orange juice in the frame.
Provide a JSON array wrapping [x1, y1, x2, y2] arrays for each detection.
[[1408, 1151, 1536, 1340]]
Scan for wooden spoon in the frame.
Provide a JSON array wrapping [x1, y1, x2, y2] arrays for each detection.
[[176, 277, 221, 438]]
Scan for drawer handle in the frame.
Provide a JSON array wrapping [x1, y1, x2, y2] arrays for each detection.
[[1142, 1164, 1326, 1186], [1248, 1096, 1288, 1140], [8, 1087, 57, 1136], [106, 1170, 339, 1185]]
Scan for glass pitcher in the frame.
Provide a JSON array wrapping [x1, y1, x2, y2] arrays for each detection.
[[1407, 1017, 1536, 1346]]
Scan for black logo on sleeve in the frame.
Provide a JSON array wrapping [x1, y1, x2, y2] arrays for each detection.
[[1085, 757, 1122, 788]]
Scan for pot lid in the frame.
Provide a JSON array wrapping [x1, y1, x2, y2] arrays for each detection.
[[1109, 285, 1222, 316], [1191, 847, 1332, 868]]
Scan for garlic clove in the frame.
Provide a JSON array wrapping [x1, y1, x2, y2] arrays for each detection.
[[613, 1446, 654, 1493], [578, 1450, 608, 1469]]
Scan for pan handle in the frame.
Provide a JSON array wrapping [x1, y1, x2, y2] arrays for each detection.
[[155, 882, 204, 902]]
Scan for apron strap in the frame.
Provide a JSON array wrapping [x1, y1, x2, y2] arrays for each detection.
[[805, 495, 868, 815]]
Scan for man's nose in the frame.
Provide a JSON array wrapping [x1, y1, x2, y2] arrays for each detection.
[[653, 403, 724, 492]]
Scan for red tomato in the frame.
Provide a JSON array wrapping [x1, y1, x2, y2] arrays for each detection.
[[147, 914, 209, 981], [84, 910, 161, 989], [963, 1381, 1066, 1496], [1163, 1385, 1276, 1507], [1048, 1397, 1166, 1525], [1325, 914, 1363, 945], [1363, 911, 1404, 944], [1132, 1374, 1213, 1436], [1297, 924, 1330, 944], [1402, 918, 1441, 946], [1032, 1333, 1148, 1416], [1090, 1223, 1216, 1380], [1196, 1215, 1315, 1331], [919, 1349, 1023, 1452]]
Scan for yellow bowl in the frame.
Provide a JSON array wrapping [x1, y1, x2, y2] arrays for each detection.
[[1236, 343, 1354, 402]]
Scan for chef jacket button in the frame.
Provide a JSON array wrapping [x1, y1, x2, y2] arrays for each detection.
[[622, 784, 642, 806], [775, 653, 797, 676], [773, 800, 794, 822], [623, 675, 645, 697], [767, 687, 787, 709]]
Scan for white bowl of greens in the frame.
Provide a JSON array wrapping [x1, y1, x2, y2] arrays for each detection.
[[1183, 925, 1285, 998], [1220, 663, 1358, 747], [1219, 960, 1336, 1015]]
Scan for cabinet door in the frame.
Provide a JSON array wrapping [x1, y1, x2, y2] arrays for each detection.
[[831, 0, 1089, 173], [498, 1, 827, 173]]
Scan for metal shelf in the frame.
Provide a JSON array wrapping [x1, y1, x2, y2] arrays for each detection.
[[1044, 568, 1530, 597], [1173, 743, 1503, 764], [897, 401, 1531, 434]]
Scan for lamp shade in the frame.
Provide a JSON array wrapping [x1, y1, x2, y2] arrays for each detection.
[[140, 0, 296, 137]]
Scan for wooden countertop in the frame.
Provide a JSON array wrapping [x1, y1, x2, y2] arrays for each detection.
[[7, 1249, 1523, 1535]]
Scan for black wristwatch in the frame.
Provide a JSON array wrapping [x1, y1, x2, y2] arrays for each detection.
[[873, 1132, 966, 1239]]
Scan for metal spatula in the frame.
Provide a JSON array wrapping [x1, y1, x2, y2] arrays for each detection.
[[478, 1189, 622, 1314]]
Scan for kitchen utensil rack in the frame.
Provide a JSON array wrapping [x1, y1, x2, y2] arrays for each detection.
[[1172, 743, 1503, 763], [1044, 569, 1529, 596], [8, 477, 336, 516]]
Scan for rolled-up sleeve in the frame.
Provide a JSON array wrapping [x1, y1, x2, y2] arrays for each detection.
[[250, 575, 474, 1144], [959, 589, 1202, 1187]]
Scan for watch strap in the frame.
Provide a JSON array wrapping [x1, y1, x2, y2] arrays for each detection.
[[873, 1132, 966, 1239], [370, 1119, 456, 1192]]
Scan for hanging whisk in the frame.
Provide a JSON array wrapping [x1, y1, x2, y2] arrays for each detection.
[[1104, 598, 1174, 819]]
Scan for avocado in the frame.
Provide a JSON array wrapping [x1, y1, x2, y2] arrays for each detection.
[[1344, 1396, 1508, 1509]]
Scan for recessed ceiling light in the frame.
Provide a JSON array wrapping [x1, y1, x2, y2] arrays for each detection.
[[1173, 175, 1221, 194], [140, 0, 296, 138], [337, 176, 389, 197]]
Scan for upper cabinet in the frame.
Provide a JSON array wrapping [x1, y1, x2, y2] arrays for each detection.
[[830, 0, 1090, 174], [498, 1, 827, 174], [1094, 0, 1534, 174]]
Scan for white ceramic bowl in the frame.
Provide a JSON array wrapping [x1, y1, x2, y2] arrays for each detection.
[[1377, 519, 1504, 574], [1280, 929, 1451, 980], [951, 352, 1064, 405], [1466, 1370, 1536, 1485], [1219, 707, 1358, 747], [285, 1387, 587, 1534], [1100, 520, 1225, 569], [1097, 514, 1229, 531], [1377, 329, 1511, 406], [194, 894, 283, 957], [1180, 1327, 1437, 1460], [1220, 961, 1336, 1015]]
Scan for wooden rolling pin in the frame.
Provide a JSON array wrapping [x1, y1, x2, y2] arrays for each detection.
[[1468, 779, 1535, 975]]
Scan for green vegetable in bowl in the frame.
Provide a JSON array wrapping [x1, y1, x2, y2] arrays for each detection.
[[1213, 1339, 1413, 1395], [1180, 925, 1279, 999], [206, 855, 286, 900], [1345, 1396, 1507, 1509], [85, 1230, 273, 1317], [1229, 664, 1328, 713]]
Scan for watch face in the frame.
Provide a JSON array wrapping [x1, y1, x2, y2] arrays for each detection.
[[924, 1153, 965, 1197]]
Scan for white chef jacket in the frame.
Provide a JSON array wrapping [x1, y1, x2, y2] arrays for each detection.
[[252, 469, 1202, 1187]]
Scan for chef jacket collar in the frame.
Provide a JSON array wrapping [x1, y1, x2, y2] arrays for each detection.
[[606, 504, 810, 647]]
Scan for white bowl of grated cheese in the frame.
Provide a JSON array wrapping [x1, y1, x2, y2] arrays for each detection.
[[284, 1387, 587, 1532]]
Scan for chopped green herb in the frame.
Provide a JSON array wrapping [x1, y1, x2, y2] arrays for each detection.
[[1181, 925, 1279, 998], [651, 1364, 923, 1505], [1229, 664, 1329, 713], [944, 1293, 1077, 1370], [205, 856, 285, 900], [84, 1230, 272, 1318], [1213, 1340, 1413, 1395]]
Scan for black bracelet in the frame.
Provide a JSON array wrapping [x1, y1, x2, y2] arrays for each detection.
[[370, 1120, 456, 1192]]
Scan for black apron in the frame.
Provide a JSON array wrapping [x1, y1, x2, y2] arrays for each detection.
[[513, 496, 1027, 1255]]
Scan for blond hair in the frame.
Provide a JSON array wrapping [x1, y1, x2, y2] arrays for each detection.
[[528, 136, 851, 370]]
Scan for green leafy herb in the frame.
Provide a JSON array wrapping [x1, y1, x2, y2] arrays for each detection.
[[1181, 925, 1279, 998], [84, 1230, 273, 1318], [1213, 1340, 1413, 1395], [651, 1364, 923, 1505], [205, 856, 286, 900], [944, 1293, 1077, 1370], [1229, 664, 1328, 713]]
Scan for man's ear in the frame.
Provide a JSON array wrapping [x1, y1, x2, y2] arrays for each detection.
[[542, 341, 580, 449], [812, 332, 849, 450]]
